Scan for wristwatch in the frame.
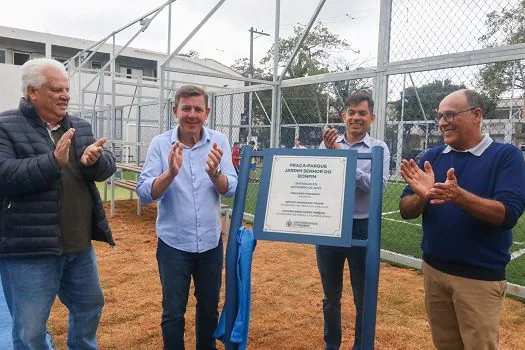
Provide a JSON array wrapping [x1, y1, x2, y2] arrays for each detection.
[[209, 169, 222, 181]]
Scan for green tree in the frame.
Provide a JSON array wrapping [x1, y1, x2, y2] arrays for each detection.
[[392, 79, 498, 155], [231, 22, 368, 145], [392, 79, 466, 152], [230, 57, 269, 80], [261, 22, 364, 124], [330, 60, 372, 117], [229, 58, 273, 147], [260, 22, 357, 78], [476, 0, 525, 99]]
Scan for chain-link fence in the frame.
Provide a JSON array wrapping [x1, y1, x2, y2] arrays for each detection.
[[214, 90, 274, 150], [78, 102, 161, 166], [213, 0, 525, 287], [390, 0, 523, 61], [78, 0, 525, 286]]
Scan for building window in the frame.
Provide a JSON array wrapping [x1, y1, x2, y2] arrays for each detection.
[[91, 61, 102, 70], [13, 51, 30, 66], [120, 66, 143, 79], [0, 49, 5, 64]]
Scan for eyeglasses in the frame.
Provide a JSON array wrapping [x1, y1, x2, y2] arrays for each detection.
[[436, 107, 477, 123]]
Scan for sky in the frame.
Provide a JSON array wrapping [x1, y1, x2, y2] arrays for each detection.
[[0, 0, 380, 69]]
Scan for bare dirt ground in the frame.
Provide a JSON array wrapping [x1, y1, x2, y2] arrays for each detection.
[[48, 200, 525, 349]]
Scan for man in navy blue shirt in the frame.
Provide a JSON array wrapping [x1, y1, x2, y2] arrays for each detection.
[[400, 89, 525, 349], [136, 85, 237, 349]]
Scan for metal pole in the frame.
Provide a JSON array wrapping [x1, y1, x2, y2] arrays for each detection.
[[137, 104, 142, 165], [370, 0, 392, 142], [166, 1, 172, 121], [396, 74, 406, 176], [270, 0, 281, 148], [278, 0, 327, 83], [224, 145, 253, 350], [326, 93, 330, 125], [229, 94, 234, 143], [110, 35, 117, 217], [255, 92, 272, 124], [168, 3, 172, 55], [160, 0, 226, 69], [209, 92, 216, 130], [79, 56, 83, 119], [283, 97, 298, 125], [248, 27, 254, 143], [505, 61, 517, 144], [98, 71, 105, 138], [83, 15, 160, 90], [361, 146, 384, 350], [65, 0, 176, 70], [408, 73, 428, 149], [164, 66, 273, 85], [160, 66, 166, 134], [248, 27, 270, 143], [135, 79, 142, 215]]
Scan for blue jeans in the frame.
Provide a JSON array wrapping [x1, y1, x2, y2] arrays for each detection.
[[316, 219, 368, 350], [157, 238, 223, 350], [0, 246, 104, 350]]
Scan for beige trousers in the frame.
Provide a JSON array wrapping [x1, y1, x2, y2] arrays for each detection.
[[422, 261, 506, 350]]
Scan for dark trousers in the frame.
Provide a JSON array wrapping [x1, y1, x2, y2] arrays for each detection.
[[156, 238, 223, 350], [316, 219, 368, 350]]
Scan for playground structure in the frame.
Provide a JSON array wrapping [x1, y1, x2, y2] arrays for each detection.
[[61, 0, 525, 345]]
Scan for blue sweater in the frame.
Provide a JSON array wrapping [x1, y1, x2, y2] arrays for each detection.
[[402, 142, 525, 280]]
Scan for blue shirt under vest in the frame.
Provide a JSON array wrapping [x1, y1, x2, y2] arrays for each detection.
[[402, 135, 525, 280], [136, 126, 238, 253]]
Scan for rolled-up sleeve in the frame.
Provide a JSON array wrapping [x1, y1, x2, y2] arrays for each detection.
[[136, 137, 164, 204], [356, 143, 390, 193], [218, 135, 238, 197]]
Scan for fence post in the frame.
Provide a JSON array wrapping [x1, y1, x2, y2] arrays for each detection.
[[223, 145, 253, 350]]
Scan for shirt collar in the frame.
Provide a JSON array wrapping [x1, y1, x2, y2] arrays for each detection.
[[45, 123, 61, 132], [443, 134, 493, 156], [336, 133, 372, 148], [170, 126, 210, 147]]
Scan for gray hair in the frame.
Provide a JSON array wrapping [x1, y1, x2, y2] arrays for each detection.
[[21, 58, 68, 98], [462, 89, 485, 115]]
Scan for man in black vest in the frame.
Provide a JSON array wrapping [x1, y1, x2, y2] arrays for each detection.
[[0, 58, 116, 349]]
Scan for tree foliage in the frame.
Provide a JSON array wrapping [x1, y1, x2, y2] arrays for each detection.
[[230, 57, 268, 80], [393, 79, 467, 134], [476, 0, 525, 98], [260, 22, 357, 79], [231, 22, 368, 145]]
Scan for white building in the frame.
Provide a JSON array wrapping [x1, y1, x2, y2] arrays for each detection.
[[0, 25, 245, 162]]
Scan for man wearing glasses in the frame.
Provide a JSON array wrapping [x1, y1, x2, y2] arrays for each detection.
[[399, 89, 525, 349]]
